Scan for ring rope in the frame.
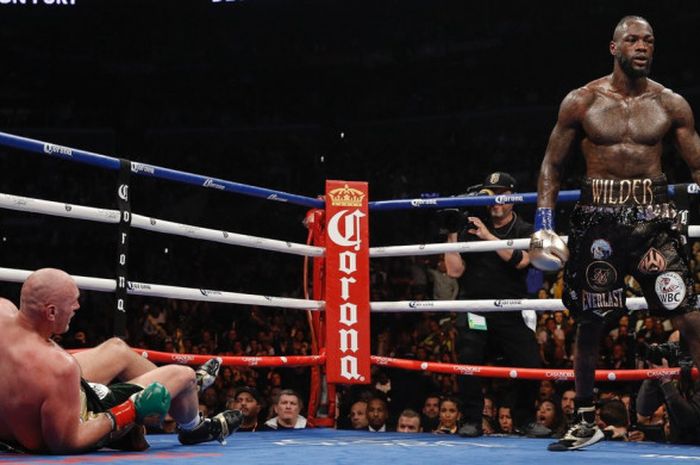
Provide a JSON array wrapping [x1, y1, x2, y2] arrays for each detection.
[[0, 131, 324, 209], [3, 131, 699, 213], [369, 237, 546, 257], [135, 349, 326, 368], [371, 228, 700, 257], [0, 266, 680, 314], [65, 348, 326, 368], [5, 192, 700, 260], [369, 296, 677, 312], [0, 193, 323, 258], [114, 349, 694, 382], [370, 356, 698, 382], [368, 184, 699, 211], [0, 267, 324, 310]]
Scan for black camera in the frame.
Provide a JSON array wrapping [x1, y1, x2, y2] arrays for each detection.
[[435, 184, 486, 235], [638, 341, 683, 366]]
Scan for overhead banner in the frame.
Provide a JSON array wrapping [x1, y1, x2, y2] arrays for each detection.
[[324, 180, 370, 384]]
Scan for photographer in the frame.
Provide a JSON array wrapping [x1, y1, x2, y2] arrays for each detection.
[[636, 333, 700, 444], [443, 172, 541, 437]]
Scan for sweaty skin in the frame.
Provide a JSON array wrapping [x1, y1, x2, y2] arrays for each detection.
[[0, 269, 112, 453], [535, 18, 700, 434], [537, 19, 700, 209], [0, 269, 200, 454]]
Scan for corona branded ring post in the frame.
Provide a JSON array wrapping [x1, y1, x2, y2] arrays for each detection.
[[324, 180, 371, 384]]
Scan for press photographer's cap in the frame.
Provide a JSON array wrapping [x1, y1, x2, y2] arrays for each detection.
[[482, 172, 517, 192]]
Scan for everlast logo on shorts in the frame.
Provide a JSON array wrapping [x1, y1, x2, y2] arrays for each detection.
[[591, 178, 654, 205], [582, 289, 625, 310]]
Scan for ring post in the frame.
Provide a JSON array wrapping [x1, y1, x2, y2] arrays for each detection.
[[114, 159, 132, 338], [324, 181, 371, 384]]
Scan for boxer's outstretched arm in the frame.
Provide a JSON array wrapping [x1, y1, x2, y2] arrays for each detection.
[[666, 91, 700, 185], [537, 88, 589, 208]]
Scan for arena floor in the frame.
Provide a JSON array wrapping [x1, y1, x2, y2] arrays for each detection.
[[1, 429, 698, 465]]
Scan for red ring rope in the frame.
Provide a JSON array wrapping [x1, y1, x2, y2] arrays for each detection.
[[102, 349, 696, 382], [133, 349, 325, 367], [371, 355, 698, 381]]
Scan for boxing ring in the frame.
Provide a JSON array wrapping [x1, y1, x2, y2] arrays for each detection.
[[1, 431, 700, 465], [1, 130, 700, 463]]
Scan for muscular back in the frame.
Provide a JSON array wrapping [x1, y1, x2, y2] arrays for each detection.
[[0, 313, 81, 452], [577, 77, 673, 178]]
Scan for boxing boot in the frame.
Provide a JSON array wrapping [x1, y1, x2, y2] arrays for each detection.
[[178, 410, 243, 445], [195, 357, 222, 394], [547, 406, 604, 451]]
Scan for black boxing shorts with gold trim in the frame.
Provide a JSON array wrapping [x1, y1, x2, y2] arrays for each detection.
[[563, 175, 696, 321], [80, 378, 149, 451]]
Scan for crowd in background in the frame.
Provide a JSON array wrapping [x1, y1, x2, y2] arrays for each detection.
[[41, 237, 700, 443], [2, 0, 700, 445]]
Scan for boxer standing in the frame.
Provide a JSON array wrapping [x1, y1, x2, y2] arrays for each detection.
[[530, 16, 700, 451]]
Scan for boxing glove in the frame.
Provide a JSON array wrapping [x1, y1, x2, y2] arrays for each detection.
[[529, 207, 569, 271], [107, 382, 171, 432]]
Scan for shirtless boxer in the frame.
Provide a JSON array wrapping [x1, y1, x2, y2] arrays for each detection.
[[0, 268, 240, 454], [530, 16, 700, 451]]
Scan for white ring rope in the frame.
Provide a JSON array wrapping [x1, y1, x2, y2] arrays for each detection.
[[0, 267, 324, 310], [4, 192, 700, 260], [0, 266, 676, 314], [0, 193, 323, 258], [369, 238, 549, 257], [371, 227, 700, 257], [1, 192, 698, 314], [370, 297, 686, 313]]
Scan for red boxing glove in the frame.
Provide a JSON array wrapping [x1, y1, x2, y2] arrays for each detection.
[[107, 399, 136, 431], [107, 382, 171, 432]]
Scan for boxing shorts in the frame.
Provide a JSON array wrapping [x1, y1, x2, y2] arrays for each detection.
[[80, 379, 149, 451], [0, 380, 146, 453], [563, 175, 696, 321]]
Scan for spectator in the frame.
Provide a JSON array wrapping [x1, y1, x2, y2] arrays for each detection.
[[535, 398, 566, 437], [263, 389, 307, 430], [348, 400, 369, 430], [434, 396, 461, 434], [366, 396, 391, 432], [201, 387, 220, 415], [597, 399, 631, 441], [561, 388, 576, 425], [604, 343, 628, 369], [482, 395, 497, 434], [538, 380, 556, 404], [426, 257, 459, 300], [497, 405, 516, 434], [421, 394, 441, 433], [396, 409, 422, 433], [228, 386, 263, 432]]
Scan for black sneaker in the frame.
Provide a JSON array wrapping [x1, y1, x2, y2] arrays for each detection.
[[547, 411, 604, 451], [178, 410, 243, 446], [195, 357, 222, 394]]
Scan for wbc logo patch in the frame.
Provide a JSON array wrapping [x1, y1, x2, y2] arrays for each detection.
[[655, 272, 686, 310]]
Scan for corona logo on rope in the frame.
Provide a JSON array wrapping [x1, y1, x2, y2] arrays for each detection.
[[325, 180, 370, 384]]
